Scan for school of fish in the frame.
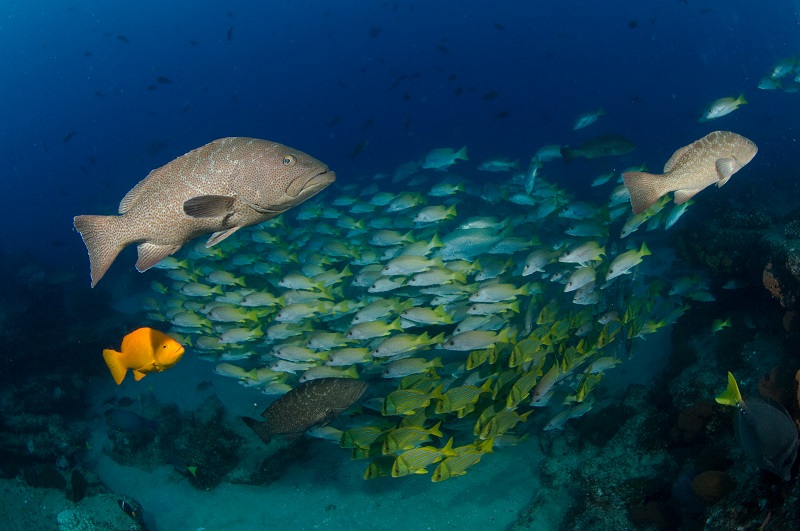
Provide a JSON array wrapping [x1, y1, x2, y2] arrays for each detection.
[[129, 138, 730, 482]]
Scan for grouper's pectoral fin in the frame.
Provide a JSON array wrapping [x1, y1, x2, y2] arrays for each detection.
[[183, 195, 235, 218], [715, 158, 742, 185], [136, 242, 181, 272], [206, 227, 241, 247]]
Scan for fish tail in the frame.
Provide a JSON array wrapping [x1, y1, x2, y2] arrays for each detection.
[[242, 416, 273, 445], [714, 371, 744, 407], [102, 349, 128, 385], [622, 171, 665, 215], [455, 146, 468, 161], [73, 214, 128, 287]]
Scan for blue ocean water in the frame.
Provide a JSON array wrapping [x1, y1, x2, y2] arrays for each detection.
[[0, 0, 797, 268], [3, 1, 800, 529]]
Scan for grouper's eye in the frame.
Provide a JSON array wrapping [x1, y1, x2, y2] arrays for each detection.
[[283, 155, 296, 166]]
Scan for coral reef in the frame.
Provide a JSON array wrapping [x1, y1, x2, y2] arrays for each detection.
[[102, 394, 247, 491], [785, 220, 800, 240]]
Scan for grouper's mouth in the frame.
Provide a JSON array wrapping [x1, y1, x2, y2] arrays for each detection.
[[287, 169, 336, 198]]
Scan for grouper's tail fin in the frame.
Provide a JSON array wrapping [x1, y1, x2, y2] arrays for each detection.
[[242, 416, 273, 446], [73, 214, 126, 288], [622, 171, 666, 215]]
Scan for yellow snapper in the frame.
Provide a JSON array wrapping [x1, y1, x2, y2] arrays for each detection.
[[604, 242, 651, 281], [469, 282, 530, 303], [371, 332, 445, 358], [435, 379, 494, 415], [381, 357, 443, 378], [421, 146, 468, 170], [431, 438, 494, 482], [382, 385, 444, 416], [383, 421, 443, 454], [443, 329, 511, 351], [699, 93, 747, 122], [346, 317, 403, 340], [74, 138, 335, 287], [391, 438, 457, 476]]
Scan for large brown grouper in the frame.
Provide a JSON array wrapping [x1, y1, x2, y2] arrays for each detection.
[[243, 377, 368, 446], [623, 131, 757, 214], [74, 137, 335, 287]]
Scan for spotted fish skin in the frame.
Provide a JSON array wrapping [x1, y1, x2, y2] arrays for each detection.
[[622, 131, 757, 214], [74, 137, 335, 287], [242, 377, 368, 445]]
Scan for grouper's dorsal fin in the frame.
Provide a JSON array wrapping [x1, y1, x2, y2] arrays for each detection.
[[663, 145, 691, 173], [183, 195, 235, 218], [119, 175, 153, 214]]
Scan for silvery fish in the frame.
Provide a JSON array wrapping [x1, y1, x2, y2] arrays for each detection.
[[74, 137, 335, 287]]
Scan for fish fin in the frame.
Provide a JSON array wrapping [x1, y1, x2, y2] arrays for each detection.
[[135, 242, 181, 272], [102, 349, 127, 385], [715, 158, 741, 184], [673, 189, 701, 205], [663, 145, 691, 173], [183, 195, 236, 218], [118, 177, 150, 214], [73, 215, 127, 288], [622, 171, 665, 215], [132, 370, 147, 381], [242, 416, 273, 445], [206, 227, 241, 247], [715, 371, 744, 407]]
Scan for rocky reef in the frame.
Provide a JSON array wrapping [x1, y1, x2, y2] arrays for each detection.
[[509, 293, 800, 530]]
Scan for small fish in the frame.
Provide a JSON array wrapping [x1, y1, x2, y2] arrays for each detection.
[[443, 329, 511, 351], [561, 135, 636, 164], [711, 318, 732, 334], [699, 93, 747, 122], [382, 385, 443, 416], [74, 138, 335, 287], [382, 357, 443, 378], [573, 108, 606, 130], [769, 56, 797, 79], [413, 205, 457, 223], [478, 158, 519, 172], [391, 438, 457, 477], [605, 242, 651, 281], [622, 131, 757, 214], [431, 438, 493, 482], [421, 146, 468, 171], [383, 421, 443, 454], [117, 499, 139, 520], [242, 378, 368, 445], [351, 140, 369, 161], [156, 76, 173, 84], [102, 327, 185, 385]]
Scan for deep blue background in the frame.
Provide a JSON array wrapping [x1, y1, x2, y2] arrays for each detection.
[[2, 0, 799, 278]]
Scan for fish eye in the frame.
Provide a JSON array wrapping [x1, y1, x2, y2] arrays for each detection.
[[448, 340, 455, 345], [282, 155, 296, 166]]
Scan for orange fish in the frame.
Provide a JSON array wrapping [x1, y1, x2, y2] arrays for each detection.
[[103, 327, 185, 385]]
